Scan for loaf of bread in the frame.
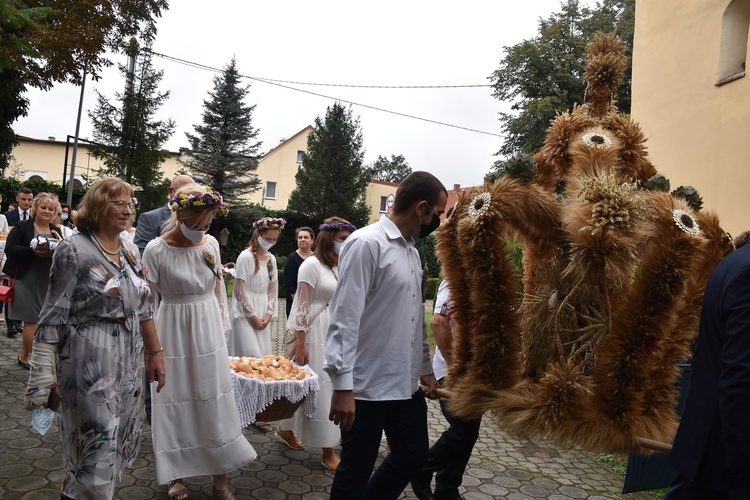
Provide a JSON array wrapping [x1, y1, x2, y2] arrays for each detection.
[[229, 354, 311, 381]]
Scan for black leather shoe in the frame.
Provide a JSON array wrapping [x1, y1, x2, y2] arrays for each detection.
[[411, 475, 435, 500], [6, 328, 16, 337]]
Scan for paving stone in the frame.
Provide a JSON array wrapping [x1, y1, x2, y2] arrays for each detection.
[[0, 304, 656, 499]]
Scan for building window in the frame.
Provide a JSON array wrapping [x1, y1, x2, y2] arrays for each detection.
[[379, 196, 387, 213], [717, 0, 749, 86], [296, 150, 305, 163], [265, 181, 277, 200], [24, 170, 48, 181]]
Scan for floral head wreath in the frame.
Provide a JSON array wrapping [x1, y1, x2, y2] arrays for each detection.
[[319, 221, 356, 233], [253, 217, 286, 231], [131, 197, 142, 211], [169, 186, 229, 215]]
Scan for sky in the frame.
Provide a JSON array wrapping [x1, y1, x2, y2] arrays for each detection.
[[13, 0, 594, 190]]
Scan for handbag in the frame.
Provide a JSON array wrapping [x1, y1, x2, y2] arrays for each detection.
[[0, 276, 14, 303], [284, 301, 329, 359]]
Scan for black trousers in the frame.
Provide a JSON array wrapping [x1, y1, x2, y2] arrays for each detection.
[[330, 390, 429, 500], [413, 378, 481, 500], [664, 472, 728, 499]]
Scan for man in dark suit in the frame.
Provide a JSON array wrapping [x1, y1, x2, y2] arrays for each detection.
[[3, 187, 33, 227], [133, 174, 193, 255], [666, 242, 750, 499], [2, 187, 33, 336]]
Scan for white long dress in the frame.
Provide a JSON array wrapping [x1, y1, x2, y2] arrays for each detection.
[[142, 236, 256, 485], [283, 256, 340, 448], [228, 249, 278, 357]]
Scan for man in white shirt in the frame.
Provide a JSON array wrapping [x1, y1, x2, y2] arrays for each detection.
[[411, 279, 482, 500], [324, 171, 447, 499], [2, 187, 33, 227]]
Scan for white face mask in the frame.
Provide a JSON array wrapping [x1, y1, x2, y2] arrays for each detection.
[[333, 240, 343, 255], [179, 222, 205, 245], [258, 235, 275, 251]]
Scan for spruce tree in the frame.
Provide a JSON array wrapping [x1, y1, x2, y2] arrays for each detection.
[[181, 58, 262, 205], [88, 43, 174, 192], [288, 102, 371, 228]]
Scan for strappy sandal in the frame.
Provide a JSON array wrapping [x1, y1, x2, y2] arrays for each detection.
[[168, 479, 189, 499], [213, 487, 236, 500]]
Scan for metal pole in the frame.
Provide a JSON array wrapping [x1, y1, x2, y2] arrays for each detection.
[[67, 71, 87, 207]]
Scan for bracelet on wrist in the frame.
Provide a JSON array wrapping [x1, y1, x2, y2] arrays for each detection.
[[150, 347, 164, 356]]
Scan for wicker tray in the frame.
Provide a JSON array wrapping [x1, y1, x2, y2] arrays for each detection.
[[229, 357, 319, 427], [255, 396, 306, 422]]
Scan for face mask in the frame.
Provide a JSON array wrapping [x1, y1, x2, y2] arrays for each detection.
[[419, 205, 441, 238], [60, 214, 69, 221], [258, 235, 275, 251], [333, 240, 343, 255], [179, 222, 205, 245]]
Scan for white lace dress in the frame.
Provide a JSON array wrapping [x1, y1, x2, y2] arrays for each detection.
[[142, 236, 256, 484], [228, 249, 278, 357], [282, 256, 340, 448]]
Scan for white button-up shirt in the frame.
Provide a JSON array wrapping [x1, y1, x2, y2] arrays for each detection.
[[324, 215, 433, 400]]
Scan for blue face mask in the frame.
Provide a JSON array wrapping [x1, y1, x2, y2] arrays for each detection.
[[60, 213, 69, 221]]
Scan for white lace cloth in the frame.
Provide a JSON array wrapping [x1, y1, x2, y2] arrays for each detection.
[[229, 357, 320, 426]]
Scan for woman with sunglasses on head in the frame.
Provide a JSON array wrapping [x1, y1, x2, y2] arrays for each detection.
[[228, 216, 285, 358], [142, 184, 256, 500], [23, 178, 163, 499]]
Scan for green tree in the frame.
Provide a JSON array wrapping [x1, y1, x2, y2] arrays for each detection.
[[0, 0, 169, 170], [490, 0, 634, 159], [181, 58, 262, 204], [88, 43, 174, 190], [369, 154, 412, 183], [287, 102, 371, 228]]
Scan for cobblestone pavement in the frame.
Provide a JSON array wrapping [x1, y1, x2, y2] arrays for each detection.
[[0, 305, 655, 499]]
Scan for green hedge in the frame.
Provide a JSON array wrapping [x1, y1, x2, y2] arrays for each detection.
[[425, 277, 440, 301]]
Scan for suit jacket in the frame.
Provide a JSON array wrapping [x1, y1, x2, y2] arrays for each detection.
[[2, 219, 62, 279], [134, 205, 171, 255], [670, 243, 750, 498], [3, 208, 29, 227]]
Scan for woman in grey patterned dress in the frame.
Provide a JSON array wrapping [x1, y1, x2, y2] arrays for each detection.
[[24, 178, 166, 499]]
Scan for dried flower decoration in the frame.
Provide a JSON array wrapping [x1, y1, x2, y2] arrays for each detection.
[[672, 209, 702, 237], [123, 247, 144, 276], [581, 131, 613, 149], [202, 249, 221, 278], [319, 221, 357, 232], [468, 192, 492, 219], [170, 186, 229, 216], [253, 217, 286, 230]]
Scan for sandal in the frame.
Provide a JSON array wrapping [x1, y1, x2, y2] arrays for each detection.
[[274, 426, 305, 449], [168, 479, 189, 500], [213, 487, 236, 500]]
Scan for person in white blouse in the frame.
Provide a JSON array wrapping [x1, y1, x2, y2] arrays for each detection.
[[276, 217, 355, 473], [228, 217, 286, 357], [324, 171, 447, 500]]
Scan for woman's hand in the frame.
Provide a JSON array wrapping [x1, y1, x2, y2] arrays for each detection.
[[146, 352, 166, 393], [249, 315, 263, 330], [260, 314, 272, 329], [293, 344, 309, 365], [32, 246, 52, 258]]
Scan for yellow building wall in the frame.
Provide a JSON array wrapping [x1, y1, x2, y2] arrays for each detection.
[[9, 137, 183, 186], [631, 0, 750, 236], [247, 128, 311, 209], [364, 181, 399, 224]]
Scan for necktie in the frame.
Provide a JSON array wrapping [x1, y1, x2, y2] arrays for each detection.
[[22, 211, 27, 221]]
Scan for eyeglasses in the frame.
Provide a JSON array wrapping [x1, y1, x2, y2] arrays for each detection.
[[110, 201, 136, 211]]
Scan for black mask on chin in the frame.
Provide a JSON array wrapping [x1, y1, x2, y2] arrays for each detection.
[[419, 206, 441, 238]]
